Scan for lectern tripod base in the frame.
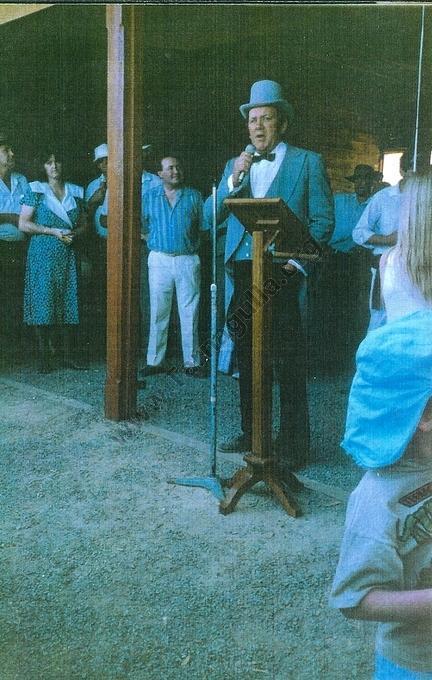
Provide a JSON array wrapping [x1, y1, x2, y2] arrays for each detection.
[[219, 454, 301, 517], [220, 199, 315, 518]]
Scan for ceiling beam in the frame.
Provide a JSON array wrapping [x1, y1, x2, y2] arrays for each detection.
[[0, 4, 52, 26]]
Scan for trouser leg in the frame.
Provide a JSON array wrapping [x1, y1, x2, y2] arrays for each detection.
[[228, 262, 310, 457], [139, 244, 150, 358], [146, 252, 175, 366], [174, 254, 201, 367], [272, 267, 310, 467], [228, 261, 253, 436]]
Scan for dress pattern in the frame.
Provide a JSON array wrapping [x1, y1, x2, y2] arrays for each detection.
[[22, 187, 84, 325]]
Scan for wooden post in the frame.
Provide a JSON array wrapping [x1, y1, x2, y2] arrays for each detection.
[[251, 231, 272, 458], [105, 5, 143, 420]]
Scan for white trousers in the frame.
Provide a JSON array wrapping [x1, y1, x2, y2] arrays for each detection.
[[147, 251, 201, 367]]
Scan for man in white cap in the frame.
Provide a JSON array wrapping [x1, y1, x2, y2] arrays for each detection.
[[208, 79, 333, 478], [83, 143, 109, 356], [85, 142, 161, 238], [141, 144, 162, 198], [85, 143, 108, 239]]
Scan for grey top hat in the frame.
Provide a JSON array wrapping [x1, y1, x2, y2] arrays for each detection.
[[239, 80, 294, 122], [345, 164, 376, 182]]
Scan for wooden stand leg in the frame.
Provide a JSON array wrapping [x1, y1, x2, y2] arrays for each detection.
[[219, 455, 301, 517], [219, 227, 303, 517], [264, 475, 300, 518], [219, 463, 262, 515]]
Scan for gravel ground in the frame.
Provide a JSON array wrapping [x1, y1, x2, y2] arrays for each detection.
[[0, 336, 374, 680], [2, 331, 362, 492]]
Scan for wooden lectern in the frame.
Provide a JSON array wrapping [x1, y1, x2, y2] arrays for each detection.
[[219, 198, 320, 516]]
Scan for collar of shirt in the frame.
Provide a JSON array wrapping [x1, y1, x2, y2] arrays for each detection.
[[31, 181, 80, 226], [387, 183, 401, 197], [142, 171, 160, 184], [0, 172, 20, 195], [149, 184, 184, 210], [250, 141, 286, 198], [355, 194, 371, 208]]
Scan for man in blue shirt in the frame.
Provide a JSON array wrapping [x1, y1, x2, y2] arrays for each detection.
[[352, 152, 412, 331], [331, 164, 375, 253], [0, 132, 30, 337], [139, 144, 163, 359], [141, 156, 206, 377]]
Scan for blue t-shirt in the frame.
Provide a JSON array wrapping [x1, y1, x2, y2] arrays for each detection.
[[142, 185, 206, 255]]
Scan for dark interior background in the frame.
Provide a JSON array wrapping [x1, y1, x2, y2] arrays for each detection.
[[0, 4, 430, 195]]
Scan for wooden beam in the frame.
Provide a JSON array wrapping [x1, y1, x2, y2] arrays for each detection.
[[0, 5, 53, 26], [105, 5, 143, 420]]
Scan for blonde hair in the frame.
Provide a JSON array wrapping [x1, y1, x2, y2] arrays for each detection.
[[396, 169, 432, 302]]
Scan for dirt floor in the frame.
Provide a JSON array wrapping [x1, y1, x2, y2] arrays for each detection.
[[0, 342, 376, 680]]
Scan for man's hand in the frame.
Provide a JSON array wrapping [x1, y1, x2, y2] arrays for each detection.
[[282, 262, 298, 273], [367, 231, 398, 247], [88, 182, 107, 210], [232, 151, 254, 187]]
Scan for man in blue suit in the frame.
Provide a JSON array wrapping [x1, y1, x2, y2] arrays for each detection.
[[209, 80, 333, 476]]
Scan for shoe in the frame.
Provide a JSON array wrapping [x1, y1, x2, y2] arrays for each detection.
[[184, 365, 207, 378], [218, 433, 252, 453], [139, 364, 165, 377]]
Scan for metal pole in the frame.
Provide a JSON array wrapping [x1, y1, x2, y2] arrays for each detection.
[[209, 183, 218, 476], [167, 182, 224, 501], [413, 5, 426, 172]]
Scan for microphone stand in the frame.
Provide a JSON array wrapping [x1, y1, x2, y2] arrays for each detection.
[[167, 182, 224, 501]]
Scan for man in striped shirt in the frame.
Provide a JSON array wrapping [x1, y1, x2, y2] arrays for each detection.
[[141, 156, 207, 377]]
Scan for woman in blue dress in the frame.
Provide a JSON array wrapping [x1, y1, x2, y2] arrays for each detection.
[[19, 148, 88, 372]]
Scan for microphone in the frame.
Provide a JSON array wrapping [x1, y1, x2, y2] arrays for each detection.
[[238, 144, 256, 184]]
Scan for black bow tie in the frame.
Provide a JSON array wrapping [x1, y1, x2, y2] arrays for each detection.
[[252, 152, 276, 163]]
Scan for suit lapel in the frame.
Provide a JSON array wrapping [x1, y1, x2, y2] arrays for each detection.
[[266, 144, 306, 202]]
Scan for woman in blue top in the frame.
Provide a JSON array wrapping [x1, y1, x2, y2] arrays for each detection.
[[19, 148, 88, 372]]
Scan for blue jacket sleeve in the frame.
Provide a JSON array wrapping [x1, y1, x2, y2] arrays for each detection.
[[203, 159, 249, 229], [306, 152, 334, 245]]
